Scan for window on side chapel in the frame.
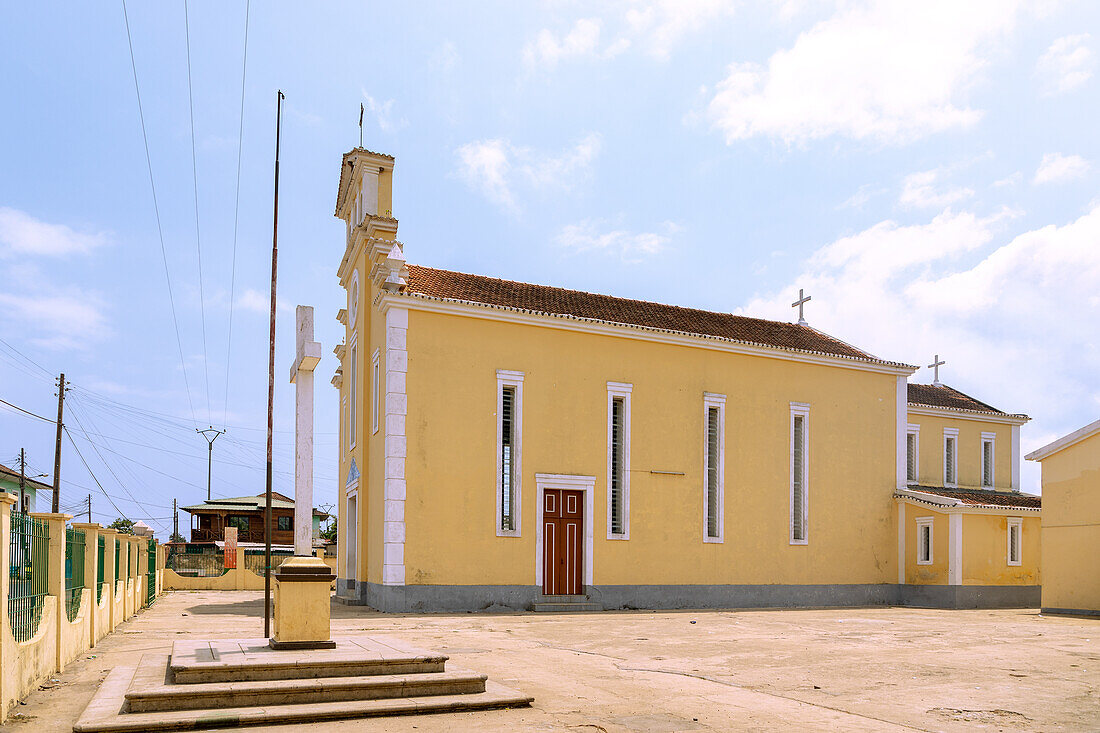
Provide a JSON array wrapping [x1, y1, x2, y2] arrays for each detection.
[[944, 430, 958, 486], [917, 518, 933, 564], [790, 404, 809, 544], [982, 433, 995, 488], [496, 370, 523, 537], [607, 382, 632, 539], [1007, 519, 1022, 565], [906, 426, 919, 484], [704, 393, 726, 542]]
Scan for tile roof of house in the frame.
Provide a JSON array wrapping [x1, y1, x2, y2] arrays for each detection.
[[904, 485, 1041, 509], [0, 463, 52, 492], [907, 383, 1020, 416], [404, 265, 905, 365], [182, 493, 328, 517]]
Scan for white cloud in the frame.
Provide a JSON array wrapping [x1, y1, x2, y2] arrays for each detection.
[[0, 290, 109, 350], [455, 134, 602, 212], [1036, 34, 1093, 95], [360, 91, 404, 133], [624, 0, 731, 60], [431, 41, 459, 73], [899, 168, 974, 209], [524, 18, 612, 69], [706, 0, 1023, 145], [1033, 152, 1090, 185], [233, 288, 290, 315], [739, 204, 1100, 491], [0, 207, 109, 257], [556, 219, 680, 261]]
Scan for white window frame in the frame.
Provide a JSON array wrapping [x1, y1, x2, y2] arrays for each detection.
[[342, 397, 348, 452], [789, 402, 810, 545], [916, 517, 934, 565], [606, 382, 632, 540], [348, 337, 358, 449], [371, 349, 380, 435], [496, 370, 524, 538], [943, 428, 959, 487], [906, 424, 920, 484], [703, 393, 726, 543], [981, 432, 996, 488], [1007, 518, 1022, 566]]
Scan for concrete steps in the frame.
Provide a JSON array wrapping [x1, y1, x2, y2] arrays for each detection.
[[533, 595, 601, 612], [74, 636, 533, 731]]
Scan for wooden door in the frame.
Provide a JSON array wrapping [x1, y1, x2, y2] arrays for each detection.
[[543, 489, 583, 595]]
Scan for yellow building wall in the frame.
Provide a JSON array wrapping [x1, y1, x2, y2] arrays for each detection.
[[1039, 431, 1100, 612], [961, 514, 1040, 585], [908, 413, 1013, 490], [401, 308, 901, 588], [903, 507, 949, 584]]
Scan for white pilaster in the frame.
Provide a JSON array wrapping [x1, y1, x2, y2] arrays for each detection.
[[290, 305, 322, 556], [1011, 424, 1021, 491], [896, 375, 908, 490], [948, 513, 963, 586], [382, 306, 408, 586], [897, 501, 905, 584]]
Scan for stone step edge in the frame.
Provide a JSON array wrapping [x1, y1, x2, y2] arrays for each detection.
[[76, 675, 533, 732], [170, 655, 448, 683], [128, 669, 489, 705]]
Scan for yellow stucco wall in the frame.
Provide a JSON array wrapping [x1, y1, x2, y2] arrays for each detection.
[[2, 597, 57, 717], [962, 514, 1040, 585], [907, 413, 1014, 490], [1038, 431, 1100, 612], [399, 307, 901, 587], [903, 507, 949, 584]]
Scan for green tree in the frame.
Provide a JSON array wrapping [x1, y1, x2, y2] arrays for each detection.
[[108, 517, 135, 535], [168, 531, 186, 544]]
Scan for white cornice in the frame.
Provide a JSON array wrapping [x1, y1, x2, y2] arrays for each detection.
[[1026, 417, 1100, 461], [894, 489, 1040, 515], [378, 293, 918, 377], [907, 404, 1030, 426]]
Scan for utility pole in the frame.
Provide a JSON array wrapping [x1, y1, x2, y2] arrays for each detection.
[[264, 89, 285, 639], [196, 426, 225, 500], [87, 493, 92, 523], [19, 448, 26, 514], [173, 498, 178, 542], [51, 373, 67, 513]]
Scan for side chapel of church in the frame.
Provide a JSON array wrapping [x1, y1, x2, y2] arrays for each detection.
[[330, 147, 1041, 612]]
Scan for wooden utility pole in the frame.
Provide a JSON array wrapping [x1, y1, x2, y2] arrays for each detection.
[[173, 498, 178, 541], [51, 373, 66, 513], [87, 493, 92, 523], [264, 89, 284, 638]]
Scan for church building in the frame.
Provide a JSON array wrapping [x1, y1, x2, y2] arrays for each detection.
[[330, 146, 1041, 612]]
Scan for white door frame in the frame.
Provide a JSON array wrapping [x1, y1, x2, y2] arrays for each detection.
[[535, 473, 595, 591], [346, 490, 358, 583]]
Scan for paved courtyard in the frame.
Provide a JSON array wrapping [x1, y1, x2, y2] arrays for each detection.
[[2, 591, 1097, 732]]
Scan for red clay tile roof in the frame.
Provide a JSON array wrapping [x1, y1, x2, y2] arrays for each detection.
[[405, 265, 891, 362], [907, 383, 1005, 414], [905, 486, 1041, 509]]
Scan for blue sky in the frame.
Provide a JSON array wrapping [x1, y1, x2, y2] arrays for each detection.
[[1, 1, 1098, 534]]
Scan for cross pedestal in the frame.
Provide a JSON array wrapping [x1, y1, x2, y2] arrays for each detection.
[[271, 305, 335, 650]]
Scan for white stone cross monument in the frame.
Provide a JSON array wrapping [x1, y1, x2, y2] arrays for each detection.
[[792, 288, 811, 326], [289, 305, 322, 556], [271, 304, 334, 649], [929, 354, 946, 387]]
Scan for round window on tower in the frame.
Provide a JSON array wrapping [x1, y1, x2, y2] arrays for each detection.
[[348, 270, 359, 327]]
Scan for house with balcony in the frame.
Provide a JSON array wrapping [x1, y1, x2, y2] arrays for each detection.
[[182, 492, 329, 551]]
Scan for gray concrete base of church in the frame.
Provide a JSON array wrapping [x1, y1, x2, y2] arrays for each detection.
[[334, 578, 371, 606], [1041, 607, 1100, 617], [900, 584, 1041, 609]]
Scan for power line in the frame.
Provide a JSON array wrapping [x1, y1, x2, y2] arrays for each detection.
[[223, 0, 250, 432], [64, 426, 127, 519], [183, 0, 212, 425], [121, 0, 198, 426], [0, 396, 54, 424]]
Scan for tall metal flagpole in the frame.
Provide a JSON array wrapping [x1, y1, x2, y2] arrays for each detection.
[[264, 89, 284, 638]]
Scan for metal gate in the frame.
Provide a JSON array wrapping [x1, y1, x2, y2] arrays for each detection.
[[146, 538, 156, 605]]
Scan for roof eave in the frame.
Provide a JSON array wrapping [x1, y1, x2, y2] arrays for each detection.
[[907, 403, 1030, 425], [1026, 417, 1100, 461]]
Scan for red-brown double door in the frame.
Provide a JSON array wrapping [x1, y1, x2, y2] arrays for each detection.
[[542, 489, 583, 595]]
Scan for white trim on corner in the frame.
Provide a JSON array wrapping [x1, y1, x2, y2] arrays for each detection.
[[981, 432, 996, 488], [703, 392, 726, 543], [1007, 517, 1022, 566], [606, 382, 632, 540], [1011, 424, 1021, 490], [496, 369, 524, 538], [897, 501, 906, 584], [948, 513, 962, 586], [789, 402, 810, 546], [943, 427, 959, 488], [381, 307, 408, 587], [383, 294, 917, 378], [371, 349, 380, 436], [916, 516, 933, 565], [348, 335, 358, 450], [534, 474, 595, 590], [896, 376, 907, 490]]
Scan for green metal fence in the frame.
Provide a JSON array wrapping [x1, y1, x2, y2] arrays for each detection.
[[8, 509, 49, 642], [114, 540, 120, 591], [96, 534, 105, 604], [65, 527, 86, 622], [244, 549, 294, 576], [146, 538, 156, 605]]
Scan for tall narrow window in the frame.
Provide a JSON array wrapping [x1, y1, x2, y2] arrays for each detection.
[[981, 433, 995, 488], [906, 425, 920, 484], [917, 518, 933, 564], [1007, 519, 1021, 565], [790, 403, 810, 544], [944, 429, 958, 486], [607, 382, 632, 539], [349, 341, 358, 448], [371, 350, 380, 435], [496, 370, 524, 537], [703, 393, 726, 542]]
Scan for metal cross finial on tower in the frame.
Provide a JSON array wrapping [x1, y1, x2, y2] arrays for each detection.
[[929, 354, 946, 386], [359, 103, 364, 148], [792, 288, 811, 326]]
